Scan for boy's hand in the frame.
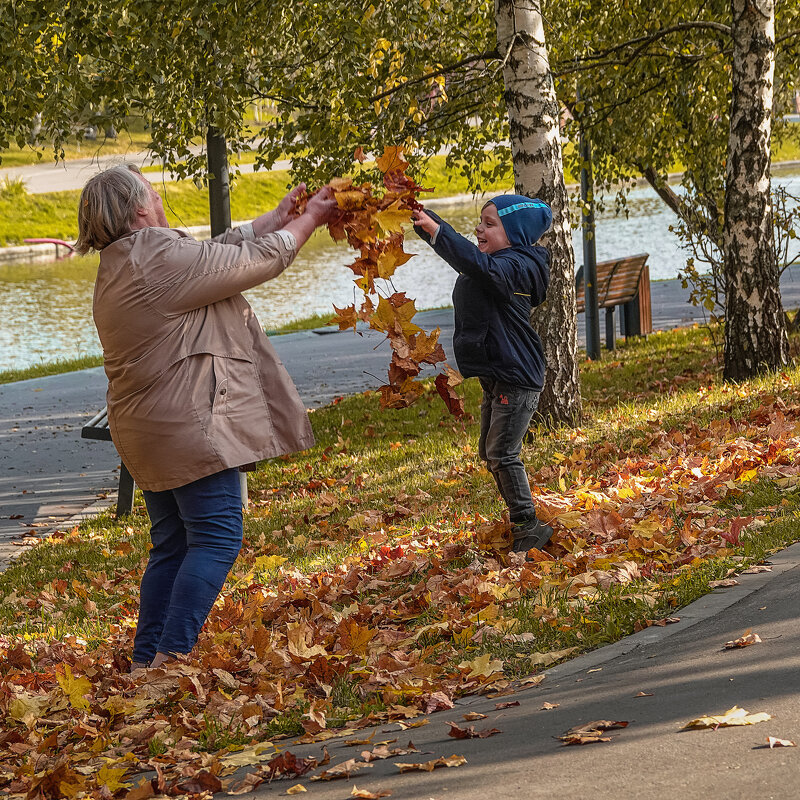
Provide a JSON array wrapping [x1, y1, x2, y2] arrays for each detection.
[[411, 208, 440, 237]]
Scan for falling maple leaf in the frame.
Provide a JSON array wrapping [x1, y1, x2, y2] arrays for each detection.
[[374, 200, 413, 237]]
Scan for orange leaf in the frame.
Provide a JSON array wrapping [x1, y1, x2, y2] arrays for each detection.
[[376, 146, 409, 174]]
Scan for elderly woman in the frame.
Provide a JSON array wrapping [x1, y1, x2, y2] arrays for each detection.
[[76, 164, 336, 670]]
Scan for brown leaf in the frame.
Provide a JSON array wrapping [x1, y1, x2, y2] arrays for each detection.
[[435, 366, 465, 417], [724, 630, 762, 649], [709, 578, 739, 588], [462, 712, 487, 721], [265, 751, 318, 780], [558, 719, 629, 745], [495, 701, 520, 710], [351, 787, 392, 799], [446, 721, 502, 739], [540, 702, 560, 710], [310, 758, 372, 781], [226, 771, 264, 795], [424, 691, 454, 714], [395, 755, 467, 773]]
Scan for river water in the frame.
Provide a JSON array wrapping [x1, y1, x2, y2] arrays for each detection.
[[2, 168, 799, 371]]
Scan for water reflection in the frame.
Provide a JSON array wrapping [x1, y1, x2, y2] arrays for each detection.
[[2, 171, 798, 371]]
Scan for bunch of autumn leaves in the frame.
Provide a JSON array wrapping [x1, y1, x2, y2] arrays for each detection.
[[295, 146, 464, 416]]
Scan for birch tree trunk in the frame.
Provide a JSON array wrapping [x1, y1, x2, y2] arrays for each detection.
[[495, 0, 581, 426], [723, 0, 787, 380]]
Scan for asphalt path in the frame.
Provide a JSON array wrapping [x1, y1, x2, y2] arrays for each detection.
[[245, 544, 800, 800]]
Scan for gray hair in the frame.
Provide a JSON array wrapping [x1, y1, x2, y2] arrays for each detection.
[[75, 163, 149, 254]]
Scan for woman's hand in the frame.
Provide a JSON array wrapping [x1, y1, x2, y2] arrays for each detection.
[[252, 184, 306, 237], [273, 183, 307, 229], [304, 186, 338, 226], [411, 208, 440, 237], [283, 186, 339, 250]]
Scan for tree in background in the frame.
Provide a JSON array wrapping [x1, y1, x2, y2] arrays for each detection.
[[547, 0, 800, 380]]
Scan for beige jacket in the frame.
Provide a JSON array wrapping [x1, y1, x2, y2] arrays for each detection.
[[93, 224, 314, 492]]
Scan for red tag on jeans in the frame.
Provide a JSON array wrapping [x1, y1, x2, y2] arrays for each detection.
[[499, 394, 509, 405]]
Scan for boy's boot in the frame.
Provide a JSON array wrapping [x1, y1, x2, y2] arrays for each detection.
[[511, 517, 553, 555]]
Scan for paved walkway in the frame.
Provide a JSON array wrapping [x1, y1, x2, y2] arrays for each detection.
[[246, 544, 800, 799]]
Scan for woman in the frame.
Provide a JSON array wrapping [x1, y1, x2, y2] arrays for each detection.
[[75, 164, 336, 669]]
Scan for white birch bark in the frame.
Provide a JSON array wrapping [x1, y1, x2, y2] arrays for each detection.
[[723, 0, 787, 379], [495, 0, 581, 425]]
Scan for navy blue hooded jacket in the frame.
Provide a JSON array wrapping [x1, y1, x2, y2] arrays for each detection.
[[414, 210, 549, 391]]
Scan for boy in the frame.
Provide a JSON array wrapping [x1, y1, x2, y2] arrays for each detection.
[[412, 195, 553, 556]]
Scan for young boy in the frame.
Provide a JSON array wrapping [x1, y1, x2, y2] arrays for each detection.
[[412, 195, 553, 556]]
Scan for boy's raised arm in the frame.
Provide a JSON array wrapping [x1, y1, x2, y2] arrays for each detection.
[[413, 208, 519, 298]]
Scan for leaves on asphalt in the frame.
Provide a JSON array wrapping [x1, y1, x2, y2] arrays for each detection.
[[766, 736, 796, 748], [395, 755, 467, 772], [558, 720, 630, 745], [682, 706, 772, 729], [445, 721, 501, 739], [724, 629, 762, 648]]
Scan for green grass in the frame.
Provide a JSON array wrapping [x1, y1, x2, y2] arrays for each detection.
[[0, 355, 105, 385]]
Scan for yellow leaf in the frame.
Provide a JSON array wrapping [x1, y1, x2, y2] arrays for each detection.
[[286, 622, 328, 660], [459, 653, 504, 680], [287, 785, 308, 794], [57, 664, 92, 711], [529, 647, 579, 668], [8, 692, 50, 728], [370, 295, 421, 338], [375, 201, 412, 236], [555, 510, 582, 529], [376, 242, 413, 278], [254, 555, 288, 573], [682, 705, 772, 729], [96, 764, 130, 792]]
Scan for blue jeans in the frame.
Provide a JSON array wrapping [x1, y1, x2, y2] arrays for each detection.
[[478, 378, 540, 523], [132, 468, 243, 664]]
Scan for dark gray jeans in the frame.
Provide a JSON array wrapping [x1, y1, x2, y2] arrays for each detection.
[[478, 378, 540, 523]]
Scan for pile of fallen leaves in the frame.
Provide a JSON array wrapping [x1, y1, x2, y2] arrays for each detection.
[[3, 363, 800, 796], [302, 145, 464, 415]]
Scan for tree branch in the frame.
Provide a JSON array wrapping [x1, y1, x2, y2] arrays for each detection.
[[552, 20, 731, 73], [369, 49, 498, 103]]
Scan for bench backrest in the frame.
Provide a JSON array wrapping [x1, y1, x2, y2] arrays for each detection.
[[575, 253, 649, 313]]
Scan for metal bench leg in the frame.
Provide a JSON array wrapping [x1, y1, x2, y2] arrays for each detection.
[[116, 464, 135, 518], [605, 307, 616, 350], [623, 296, 642, 340]]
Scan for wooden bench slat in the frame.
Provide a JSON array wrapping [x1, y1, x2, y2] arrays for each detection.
[[575, 254, 652, 342]]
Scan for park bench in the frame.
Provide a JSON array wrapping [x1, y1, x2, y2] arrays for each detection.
[[81, 407, 135, 518], [575, 253, 652, 349]]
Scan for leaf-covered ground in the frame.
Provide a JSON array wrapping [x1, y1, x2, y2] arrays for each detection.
[[3, 326, 800, 799]]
